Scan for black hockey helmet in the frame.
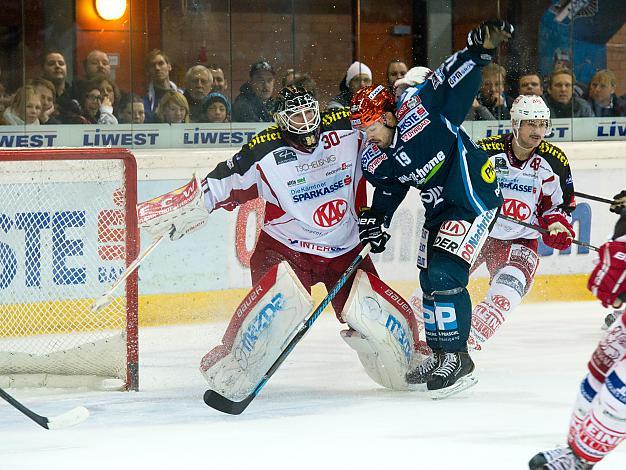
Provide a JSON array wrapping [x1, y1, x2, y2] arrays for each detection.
[[273, 86, 321, 152]]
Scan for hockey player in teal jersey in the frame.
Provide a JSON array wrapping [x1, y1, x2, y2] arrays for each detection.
[[350, 19, 513, 398]]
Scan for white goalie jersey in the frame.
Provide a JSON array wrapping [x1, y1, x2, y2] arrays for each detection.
[[201, 108, 367, 258], [477, 134, 577, 240]]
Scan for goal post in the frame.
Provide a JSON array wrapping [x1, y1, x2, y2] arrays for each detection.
[[0, 148, 139, 391]]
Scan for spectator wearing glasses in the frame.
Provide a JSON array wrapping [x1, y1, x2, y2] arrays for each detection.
[[77, 79, 118, 124], [183, 65, 214, 122], [232, 59, 276, 122]]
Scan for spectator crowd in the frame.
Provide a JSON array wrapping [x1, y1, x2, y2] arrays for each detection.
[[0, 46, 625, 127]]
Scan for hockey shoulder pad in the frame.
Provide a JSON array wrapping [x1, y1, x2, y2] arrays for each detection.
[[200, 262, 313, 401], [340, 270, 425, 390]]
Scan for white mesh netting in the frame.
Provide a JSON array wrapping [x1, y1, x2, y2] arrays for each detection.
[[0, 151, 137, 389]]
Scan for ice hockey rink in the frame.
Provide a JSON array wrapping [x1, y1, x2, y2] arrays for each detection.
[[0, 301, 625, 470]]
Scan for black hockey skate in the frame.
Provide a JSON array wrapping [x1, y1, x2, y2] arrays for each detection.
[[528, 446, 594, 469], [426, 352, 477, 399], [405, 350, 444, 385]]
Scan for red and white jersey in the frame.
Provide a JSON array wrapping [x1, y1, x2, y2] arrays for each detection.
[[478, 134, 576, 241], [201, 109, 367, 258]]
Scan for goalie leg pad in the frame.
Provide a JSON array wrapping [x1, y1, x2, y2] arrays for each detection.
[[340, 270, 423, 390], [199, 261, 313, 401]]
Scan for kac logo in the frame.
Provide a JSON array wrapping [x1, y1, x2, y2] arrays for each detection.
[[313, 198, 347, 227], [491, 295, 511, 311], [502, 198, 531, 221]]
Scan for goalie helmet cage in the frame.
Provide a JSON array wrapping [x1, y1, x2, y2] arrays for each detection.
[[0, 148, 139, 391]]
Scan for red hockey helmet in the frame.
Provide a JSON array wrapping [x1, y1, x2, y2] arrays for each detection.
[[350, 85, 395, 129]]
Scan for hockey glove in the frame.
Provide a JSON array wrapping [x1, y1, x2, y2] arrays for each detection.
[[358, 207, 390, 254], [467, 19, 514, 54], [588, 240, 626, 308], [538, 213, 575, 250], [610, 190, 626, 214]]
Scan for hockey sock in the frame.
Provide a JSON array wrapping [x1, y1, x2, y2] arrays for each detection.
[[570, 364, 626, 463], [470, 265, 526, 345], [588, 311, 626, 383], [428, 252, 471, 353], [567, 374, 601, 446]]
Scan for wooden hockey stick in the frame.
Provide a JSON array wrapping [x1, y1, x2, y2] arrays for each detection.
[[498, 214, 598, 252], [91, 235, 165, 312], [0, 387, 89, 430], [203, 243, 372, 415]]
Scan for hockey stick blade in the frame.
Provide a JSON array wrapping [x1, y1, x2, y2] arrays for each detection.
[[0, 387, 89, 430], [203, 244, 372, 414], [203, 390, 255, 415]]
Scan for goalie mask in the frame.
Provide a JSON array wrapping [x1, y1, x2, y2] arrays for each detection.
[[510, 95, 551, 139], [274, 86, 321, 152]]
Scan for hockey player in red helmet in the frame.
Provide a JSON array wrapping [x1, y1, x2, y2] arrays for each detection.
[[350, 19, 513, 399]]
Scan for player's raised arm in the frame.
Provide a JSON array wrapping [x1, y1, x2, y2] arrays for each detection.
[[428, 19, 514, 126]]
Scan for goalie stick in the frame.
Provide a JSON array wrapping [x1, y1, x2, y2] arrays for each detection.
[[93, 175, 206, 312], [91, 235, 164, 312], [0, 387, 89, 430], [498, 214, 598, 252], [203, 243, 372, 415]]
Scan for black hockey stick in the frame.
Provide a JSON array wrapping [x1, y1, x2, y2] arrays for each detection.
[[203, 243, 372, 415], [498, 214, 598, 252], [0, 386, 89, 430], [574, 191, 614, 205]]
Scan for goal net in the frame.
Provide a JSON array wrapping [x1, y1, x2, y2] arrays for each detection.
[[0, 148, 139, 390]]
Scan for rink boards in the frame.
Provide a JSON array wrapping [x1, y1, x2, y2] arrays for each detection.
[[1, 141, 624, 330]]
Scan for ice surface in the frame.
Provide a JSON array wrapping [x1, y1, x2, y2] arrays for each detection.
[[1, 301, 625, 469]]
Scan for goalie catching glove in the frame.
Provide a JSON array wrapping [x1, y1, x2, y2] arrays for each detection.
[[538, 213, 575, 250], [137, 176, 209, 241], [588, 240, 626, 309]]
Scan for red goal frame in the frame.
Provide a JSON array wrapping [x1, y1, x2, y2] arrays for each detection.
[[0, 148, 139, 391]]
